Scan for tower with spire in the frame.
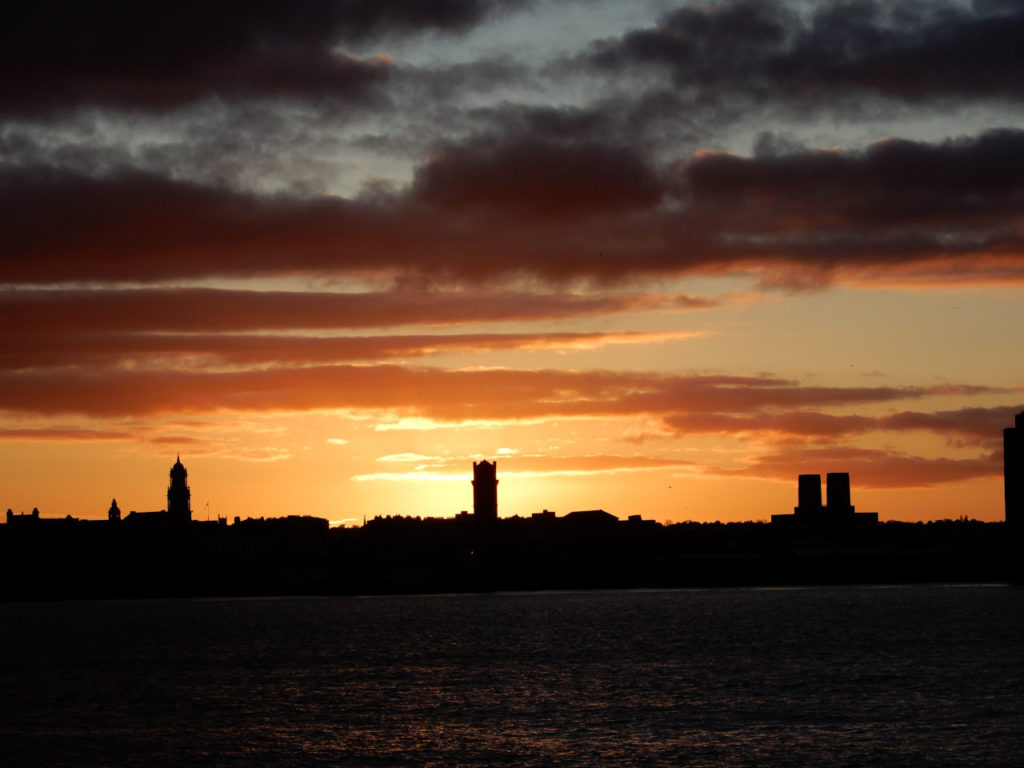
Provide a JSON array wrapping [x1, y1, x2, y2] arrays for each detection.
[[167, 455, 192, 525]]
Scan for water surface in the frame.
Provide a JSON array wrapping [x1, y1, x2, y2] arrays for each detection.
[[1, 585, 1021, 766]]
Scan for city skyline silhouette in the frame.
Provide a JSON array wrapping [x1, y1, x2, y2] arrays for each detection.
[[8, 406, 1024, 526], [3, 409, 1021, 601], [5, 5, 1024, 765], [2, 2, 1024, 528]]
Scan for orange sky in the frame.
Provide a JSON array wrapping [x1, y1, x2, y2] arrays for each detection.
[[2, 1, 1023, 524], [1, 278, 1018, 524]]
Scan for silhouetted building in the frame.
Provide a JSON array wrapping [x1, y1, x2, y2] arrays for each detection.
[[795, 474, 824, 521], [472, 460, 498, 521], [232, 514, 329, 535], [773, 473, 876, 526], [1006, 411, 1024, 530], [167, 455, 191, 525], [124, 509, 170, 525], [564, 509, 618, 526], [6, 508, 40, 525], [826, 472, 855, 518], [108, 498, 121, 522], [2, 507, 82, 530]]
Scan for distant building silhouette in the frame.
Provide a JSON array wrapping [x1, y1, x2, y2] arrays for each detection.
[[564, 509, 618, 526], [167, 455, 191, 525], [794, 473, 824, 521], [108, 498, 121, 522], [826, 472, 855, 518], [123, 456, 194, 526], [773, 473, 876, 526], [472, 460, 498, 521], [1005, 411, 1024, 530], [6, 507, 40, 525]]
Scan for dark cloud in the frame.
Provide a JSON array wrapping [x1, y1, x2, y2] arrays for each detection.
[[1, 0, 516, 117], [0, 286, 709, 371], [0, 427, 131, 442], [683, 130, 1024, 213], [0, 330, 699, 372], [402, 58, 531, 110], [596, 0, 795, 80], [715, 445, 1001, 488], [463, 104, 620, 145], [877, 406, 1021, 441], [679, 128, 1024, 234], [672, 129, 1024, 285], [663, 405, 1017, 444], [592, 0, 1024, 108], [0, 166, 387, 282], [663, 411, 875, 438], [411, 138, 663, 217], [0, 367, 938, 419], [0, 287, 650, 333], [3, 128, 1023, 286]]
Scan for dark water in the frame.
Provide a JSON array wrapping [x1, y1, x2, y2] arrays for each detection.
[[1, 585, 1022, 767]]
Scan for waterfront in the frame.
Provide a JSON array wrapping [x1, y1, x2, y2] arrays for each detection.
[[2, 585, 1022, 766]]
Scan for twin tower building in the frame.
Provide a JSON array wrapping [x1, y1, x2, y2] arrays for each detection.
[[793, 472, 874, 524], [772, 472, 878, 526]]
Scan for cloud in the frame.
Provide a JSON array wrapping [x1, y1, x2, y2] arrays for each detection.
[[4, 127, 1023, 286], [877, 406, 1021, 443], [377, 453, 438, 463], [680, 130, 1024, 232], [475, 453, 697, 475], [0, 287, 662, 334], [213, 447, 293, 463], [663, 411, 876, 439], [411, 138, 663, 217], [147, 435, 208, 446], [713, 445, 1002, 488], [354, 453, 696, 482], [669, 130, 1024, 287], [0, 330, 707, 372], [466, 104, 619, 145], [0, 284, 713, 371], [0, 427, 131, 441], [1, 0, 517, 117], [591, 0, 1024, 109], [664, 405, 1019, 444], [0, 365, 950, 419], [0, 166, 380, 283]]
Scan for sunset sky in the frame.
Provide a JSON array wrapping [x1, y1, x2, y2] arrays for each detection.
[[2, 0, 1022, 525]]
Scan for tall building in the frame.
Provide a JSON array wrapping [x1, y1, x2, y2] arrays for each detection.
[[772, 471, 876, 526], [472, 460, 498, 521], [794, 474, 824, 521], [167, 455, 192, 525], [1005, 411, 1024, 530], [826, 472, 855, 518]]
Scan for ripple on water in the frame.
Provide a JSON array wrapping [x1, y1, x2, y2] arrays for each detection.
[[1, 585, 1022, 766]]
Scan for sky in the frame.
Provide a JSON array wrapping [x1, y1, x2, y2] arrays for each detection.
[[2, 0, 1022, 525]]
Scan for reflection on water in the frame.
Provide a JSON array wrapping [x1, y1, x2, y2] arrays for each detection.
[[1, 585, 1022, 766]]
